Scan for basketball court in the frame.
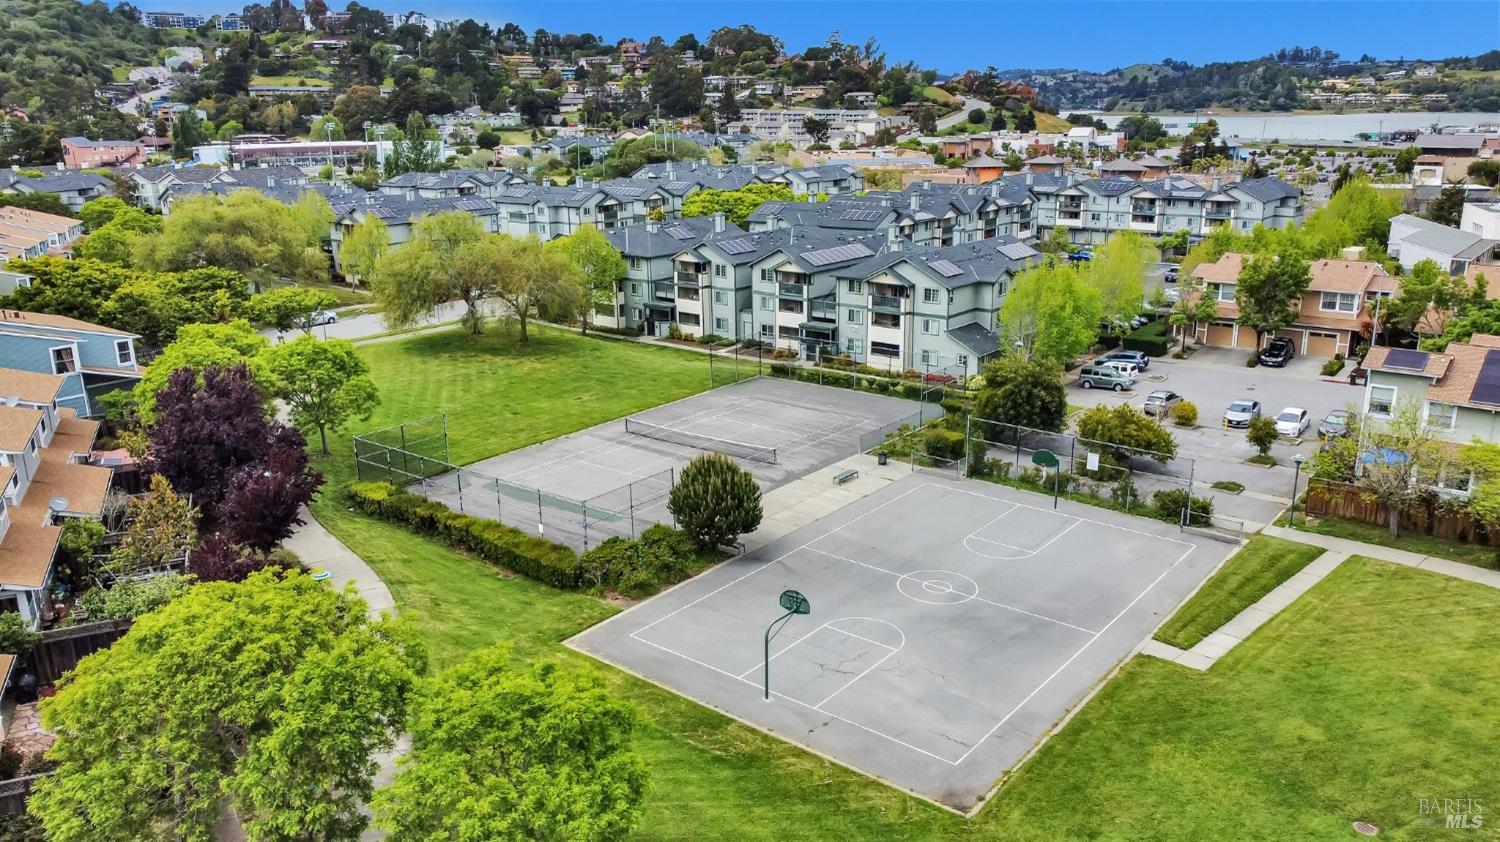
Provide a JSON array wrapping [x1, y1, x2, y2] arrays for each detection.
[[568, 473, 1235, 812]]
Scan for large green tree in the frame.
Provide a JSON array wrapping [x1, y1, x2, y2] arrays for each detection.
[[546, 224, 625, 334], [133, 191, 331, 288], [1076, 403, 1177, 463], [998, 261, 1101, 365], [338, 214, 390, 284], [1086, 231, 1153, 333], [373, 649, 647, 842], [681, 183, 795, 227], [1234, 246, 1311, 348], [973, 356, 1067, 432], [135, 320, 270, 424], [245, 286, 339, 333], [371, 211, 490, 333], [263, 336, 380, 455], [1386, 258, 1469, 338], [29, 570, 426, 842]]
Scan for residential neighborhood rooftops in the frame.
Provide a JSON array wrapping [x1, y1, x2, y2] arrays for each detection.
[[1390, 213, 1497, 261], [0, 405, 42, 452], [603, 216, 742, 258], [0, 309, 136, 337], [1365, 345, 1452, 380], [0, 368, 64, 404], [1305, 258, 1396, 294], [1230, 177, 1303, 202]]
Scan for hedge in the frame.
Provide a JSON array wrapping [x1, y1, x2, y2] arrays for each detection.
[[345, 481, 586, 589], [767, 362, 969, 403], [1123, 319, 1171, 356]]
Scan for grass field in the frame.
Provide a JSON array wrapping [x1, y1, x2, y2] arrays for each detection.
[[250, 74, 331, 87], [308, 328, 1500, 839], [1290, 512, 1500, 570], [1153, 534, 1326, 649], [922, 85, 957, 106], [1034, 111, 1072, 134]]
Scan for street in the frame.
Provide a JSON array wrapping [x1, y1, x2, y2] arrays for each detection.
[[260, 301, 471, 343]]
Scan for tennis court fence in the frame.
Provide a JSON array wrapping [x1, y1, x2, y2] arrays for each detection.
[[352, 415, 674, 552], [623, 417, 778, 464]]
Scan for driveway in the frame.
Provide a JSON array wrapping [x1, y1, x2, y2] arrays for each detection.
[[936, 96, 991, 130], [262, 300, 470, 343], [1068, 348, 1359, 526]]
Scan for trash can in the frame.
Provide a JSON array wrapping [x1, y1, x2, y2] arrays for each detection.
[[877, 451, 888, 466]]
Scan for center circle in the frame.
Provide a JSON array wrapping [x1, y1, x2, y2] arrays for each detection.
[[897, 569, 978, 605]]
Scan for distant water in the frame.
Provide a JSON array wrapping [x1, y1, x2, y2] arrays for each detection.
[[1094, 111, 1500, 141]]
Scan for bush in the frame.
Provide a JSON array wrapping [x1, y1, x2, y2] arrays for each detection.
[[1247, 415, 1279, 456], [1151, 488, 1214, 525], [667, 454, 763, 551], [1170, 400, 1198, 427], [1122, 319, 1171, 356], [0, 611, 39, 655], [1320, 353, 1346, 377], [580, 524, 704, 598], [922, 427, 966, 461], [78, 573, 189, 620], [346, 482, 585, 588]]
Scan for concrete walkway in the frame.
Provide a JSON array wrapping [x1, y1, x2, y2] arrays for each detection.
[[1261, 524, 1500, 590], [283, 506, 395, 618], [741, 453, 915, 553]]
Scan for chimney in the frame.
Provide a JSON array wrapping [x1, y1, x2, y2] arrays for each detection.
[[1025, 172, 1034, 186], [750, 162, 758, 176], [713, 212, 725, 233], [646, 219, 659, 233], [909, 194, 919, 211], [1211, 175, 1221, 191], [56, 162, 64, 171], [922, 179, 931, 190], [575, 174, 583, 187]]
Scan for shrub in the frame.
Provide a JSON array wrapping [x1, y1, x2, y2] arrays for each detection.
[[0, 612, 39, 655], [78, 573, 189, 620], [1247, 415, 1279, 457], [1211, 480, 1245, 493], [188, 535, 294, 583], [345, 482, 585, 588], [580, 524, 705, 598], [1151, 488, 1214, 525], [966, 437, 991, 477], [922, 427, 966, 461], [1122, 319, 1171, 356], [1170, 400, 1199, 427], [1320, 353, 1346, 377], [667, 454, 763, 551]]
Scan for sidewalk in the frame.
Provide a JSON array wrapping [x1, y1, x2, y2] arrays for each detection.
[[283, 506, 396, 619], [741, 453, 913, 553], [1261, 524, 1500, 590]]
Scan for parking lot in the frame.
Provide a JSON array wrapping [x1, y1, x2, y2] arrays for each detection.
[[1069, 346, 1364, 525]]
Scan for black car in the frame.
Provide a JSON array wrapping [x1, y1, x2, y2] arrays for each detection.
[[1258, 337, 1295, 367]]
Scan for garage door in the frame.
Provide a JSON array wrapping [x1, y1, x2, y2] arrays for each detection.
[[1235, 327, 1259, 349], [1305, 331, 1340, 357], [1206, 323, 1234, 347], [1275, 329, 1301, 352]]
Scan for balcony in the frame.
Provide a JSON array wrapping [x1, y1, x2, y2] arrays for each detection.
[[778, 300, 804, 315], [1205, 206, 1232, 219], [652, 282, 675, 302], [675, 270, 705, 284], [1130, 203, 1157, 215], [779, 282, 809, 297], [872, 294, 903, 312], [871, 313, 900, 329], [676, 286, 700, 301], [1059, 200, 1083, 212], [808, 301, 837, 323]]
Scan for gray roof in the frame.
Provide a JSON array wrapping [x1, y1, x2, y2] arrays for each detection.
[[379, 169, 503, 190], [1391, 213, 1496, 259], [1229, 177, 1301, 202], [1100, 159, 1146, 173], [842, 236, 1039, 289], [602, 216, 741, 258], [336, 194, 498, 225], [947, 322, 1003, 358], [1417, 133, 1486, 151], [63, 136, 140, 148], [0, 171, 112, 194]]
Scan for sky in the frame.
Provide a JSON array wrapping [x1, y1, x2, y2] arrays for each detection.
[[330, 0, 1500, 73]]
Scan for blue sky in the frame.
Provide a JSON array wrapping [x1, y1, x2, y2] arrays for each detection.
[[183, 0, 1500, 72]]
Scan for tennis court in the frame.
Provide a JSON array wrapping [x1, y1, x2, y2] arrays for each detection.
[[568, 473, 1234, 812], [417, 377, 924, 548]]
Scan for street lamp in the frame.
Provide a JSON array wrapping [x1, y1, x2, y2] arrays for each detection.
[[1289, 453, 1306, 527]]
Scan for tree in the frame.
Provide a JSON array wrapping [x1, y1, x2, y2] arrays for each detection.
[[546, 225, 624, 335], [0, 611, 39, 655], [801, 116, 831, 145], [1330, 162, 1355, 195], [1394, 145, 1421, 175], [1085, 231, 1152, 333], [967, 107, 987, 125], [371, 211, 490, 333], [218, 439, 322, 550], [1387, 258, 1467, 337], [78, 197, 130, 231], [29, 569, 425, 842], [718, 82, 741, 121], [1235, 246, 1311, 348], [667, 452, 762, 551], [0, 191, 72, 217], [1168, 283, 1219, 353], [133, 191, 329, 288], [216, 119, 245, 141], [263, 336, 379, 455], [1076, 404, 1177, 463], [998, 261, 1101, 365], [0, 256, 135, 323], [100, 267, 250, 348], [973, 356, 1066, 432], [1246, 416, 1279, 459], [1178, 119, 1227, 169], [339, 214, 390, 284], [490, 234, 583, 343], [187, 535, 292, 583], [106, 474, 197, 577], [135, 320, 269, 424], [383, 112, 442, 176], [331, 84, 387, 129], [1426, 185, 1467, 227], [373, 649, 647, 842], [246, 286, 339, 332], [1355, 399, 1454, 537], [170, 108, 208, 159], [1012, 108, 1036, 132], [681, 183, 795, 227], [1469, 160, 1500, 188]]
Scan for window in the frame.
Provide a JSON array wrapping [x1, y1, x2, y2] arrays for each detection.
[[922, 288, 940, 304], [1427, 401, 1457, 430], [631, 308, 643, 320], [1214, 284, 1236, 302], [629, 257, 642, 270], [956, 353, 969, 368], [1367, 384, 1396, 417], [846, 338, 860, 353], [920, 349, 939, 366], [921, 318, 939, 335], [760, 268, 773, 281], [714, 317, 729, 332], [1320, 291, 1358, 313], [115, 339, 134, 366], [50, 346, 76, 375], [713, 290, 728, 305], [995, 281, 1007, 299], [714, 263, 726, 277], [679, 312, 701, 327], [759, 295, 772, 311], [847, 280, 863, 295], [847, 309, 863, 325], [870, 341, 900, 358], [760, 324, 774, 339], [0, 593, 19, 615], [629, 282, 641, 296]]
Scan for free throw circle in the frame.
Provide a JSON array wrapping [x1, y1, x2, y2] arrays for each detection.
[[897, 569, 979, 605]]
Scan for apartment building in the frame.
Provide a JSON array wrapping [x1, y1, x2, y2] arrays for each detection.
[[746, 180, 1035, 248], [132, 165, 311, 211], [487, 180, 678, 240], [0, 367, 114, 630], [330, 194, 501, 272], [0, 170, 113, 213], [601, 216, 742, 334], [61, 137, 147, 169], [1187, 252, 1396, 357], [0, 207, 84, 261], [726, 108, 907, 147], [1031, 174, 1303, 245], [377, 169, 528, 201]]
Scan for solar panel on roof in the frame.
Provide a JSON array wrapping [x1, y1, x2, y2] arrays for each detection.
[[929, 259, 964, 278], [455, 199, 492, 211], [998, 242, 1036, 260], [1383, 348, 1430, 371], [838, 209, 882, 222], [664, 225, 695, 239], [802, 243, 875, 267], [1474, 349, 1500, 405], [501, 186, 532, 198], [716, 238, 756, 255]]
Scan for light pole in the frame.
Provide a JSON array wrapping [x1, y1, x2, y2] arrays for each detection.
[[1289, 453, 1306, 527]]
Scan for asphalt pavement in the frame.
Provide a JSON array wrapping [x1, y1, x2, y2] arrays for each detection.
[[261, 301, 471, 343]]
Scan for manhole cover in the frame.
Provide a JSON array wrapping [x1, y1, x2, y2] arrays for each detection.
[[1352, 821, 1379, 836]]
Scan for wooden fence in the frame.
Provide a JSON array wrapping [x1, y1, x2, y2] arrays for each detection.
[[1305, 479, 1493, 546], [31, 618, 132, 686]]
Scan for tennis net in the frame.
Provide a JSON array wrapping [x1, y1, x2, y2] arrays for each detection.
[[623, 418, 778, 464]]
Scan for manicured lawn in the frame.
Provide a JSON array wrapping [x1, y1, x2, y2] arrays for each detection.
[[250, 74, 330, 87], [1153, 534, 1326, 649], [310, 327, 1500, 839], [1291, 512, 1500, 570]]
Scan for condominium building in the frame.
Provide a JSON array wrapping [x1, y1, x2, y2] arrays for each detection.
[[1031, 174, 1303, 245]]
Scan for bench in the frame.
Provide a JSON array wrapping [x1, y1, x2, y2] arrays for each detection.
[[833, 468, 859, 485]]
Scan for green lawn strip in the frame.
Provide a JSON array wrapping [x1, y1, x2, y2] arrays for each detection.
[[1288, 512, 1500, 571], [970, 558, 1500, 839], [1153, 534, 1326, 649]]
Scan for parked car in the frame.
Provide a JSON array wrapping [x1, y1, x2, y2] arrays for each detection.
[[1100, 360, 1140, 380], [1164, 267, 1179, 283], [1077, 363, 1135, 391], [1258, 336, 1295, 367], [1098, 349, 1150, 371], [1129, 314, 1150, 330], [1143, 390, 1182, 418], [1067, 250, 1094, 263], [1223, 399, 1262, 428], [1275, 406, 1310, 437], [1318, 409, 1355, 438], [310, 309, 338, 326], [1163, 287, 1182, 304]]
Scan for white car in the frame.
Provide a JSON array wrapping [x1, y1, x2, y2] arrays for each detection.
[[1274, 406, 1310, 438], [310, 309, 338, 326], [1101, 360, 1140, 379]]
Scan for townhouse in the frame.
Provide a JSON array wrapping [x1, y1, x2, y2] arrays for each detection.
[[377, 169, 528, 201], [1032, 174, 1302, 245], [0, 367, 114, 631], [487, 180, 678, 240], [1186, 252, 1396, 357], [0, 310, 141, 414], [745, 180, 1034, 247], [1362, 336, 1500, 452], [0, 208, 83, 262], [1388, 213, 1500, 275], [330, 194, 501, 271], [61, 137, 147, 169], [783, 165, 865, 196], [0, 170, 113, 213], [131, 165, 310, 211], [632, 160, 790, 191]]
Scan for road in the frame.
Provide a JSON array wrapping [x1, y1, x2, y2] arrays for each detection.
[[936, 96, 991, 131], [261, 301, 471, 343]]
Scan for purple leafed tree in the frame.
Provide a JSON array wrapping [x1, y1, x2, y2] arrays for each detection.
[[219, 440, 322, 551], [188, 534, 294, 583]]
